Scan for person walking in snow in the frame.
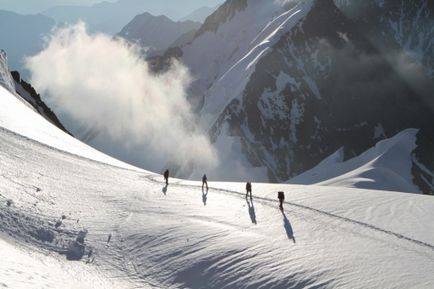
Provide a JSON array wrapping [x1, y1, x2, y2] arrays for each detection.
[[246, 182, 252, 200], [164, 169, 169, 185], [278, 191, 285, 210], [202, 174, 209, 191]]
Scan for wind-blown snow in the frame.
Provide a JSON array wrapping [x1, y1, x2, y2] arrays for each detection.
[[203, 122, 269, 182], [289, 129, 420, 193], [0, 85, 140, 171], [1, 77, 434, 288], [25, 23, 218, 174]]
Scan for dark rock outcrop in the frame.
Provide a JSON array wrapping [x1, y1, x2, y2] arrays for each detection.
[[11, 71, 72, 136]]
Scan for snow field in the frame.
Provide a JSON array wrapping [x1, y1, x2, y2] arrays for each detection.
[[1, 126, 434, 288]]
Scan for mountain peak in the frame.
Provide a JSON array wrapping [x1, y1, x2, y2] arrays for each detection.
[[195, 0, 248, 37], [117, 12, 201, 53]]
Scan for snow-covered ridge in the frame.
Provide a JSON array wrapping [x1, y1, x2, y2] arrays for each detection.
[[0, 85, 142, 171], [182, 0, 313, 128], [1, 50, 131, 169], [289, 129, 420, 193]]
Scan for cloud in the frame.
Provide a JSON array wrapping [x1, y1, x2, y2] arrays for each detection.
[[25, 22, 218, 174]]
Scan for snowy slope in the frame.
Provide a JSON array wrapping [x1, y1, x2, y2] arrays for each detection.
[[0, 85, 140, 171], [13, 78, 71, 135], [0, 236, 122, 289], [289, 129, 420, 193], [1, 72, 434, 288], [0, 51, 135, 170]]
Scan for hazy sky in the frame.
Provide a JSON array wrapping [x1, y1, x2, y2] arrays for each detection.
[[0, 0, 104, 14], [0, 0, 222, 14]]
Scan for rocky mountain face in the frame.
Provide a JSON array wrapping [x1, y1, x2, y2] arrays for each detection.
[[10, 71, 71, 135], [154, 0, 433, 193], [221, 0, 433, 183], [180, 6, 219, 23], [117, 13, 200, 55], [335, 0, 433, 78]]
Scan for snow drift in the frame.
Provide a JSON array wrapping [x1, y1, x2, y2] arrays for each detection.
[[289, 129, 420, 193]]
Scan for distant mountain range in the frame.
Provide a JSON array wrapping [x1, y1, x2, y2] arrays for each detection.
[[0, 0, 217, 74], [117, 13, 200, 55], [42, 0, 223, 34]]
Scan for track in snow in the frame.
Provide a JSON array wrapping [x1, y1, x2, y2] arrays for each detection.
[[144, 175, 434, 252]]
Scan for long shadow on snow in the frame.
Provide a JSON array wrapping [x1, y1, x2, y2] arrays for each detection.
[[144, 175, 434, 251], [282, 210, 296, 243], [246, 198, 257, 224], [202, 187, 208, 206], [162, 184, 168, 195]]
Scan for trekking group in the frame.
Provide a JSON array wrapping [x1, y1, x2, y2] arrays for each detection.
[[162, 170, 286, 210]]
